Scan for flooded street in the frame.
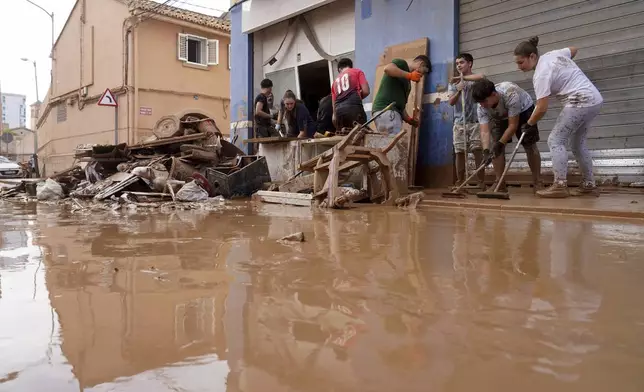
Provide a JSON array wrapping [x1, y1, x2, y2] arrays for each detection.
[[1, 201, 644, 392]]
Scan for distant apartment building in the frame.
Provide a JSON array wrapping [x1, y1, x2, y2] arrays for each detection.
[[1, 93, 27, 129], [36, 0, 231, 175]]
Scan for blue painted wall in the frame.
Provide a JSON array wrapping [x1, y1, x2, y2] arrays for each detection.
[[230, 3, 254, 154], [355, 0, 456, 185]]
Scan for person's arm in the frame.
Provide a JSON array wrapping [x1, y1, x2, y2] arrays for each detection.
[[297, 105, 311, 138], [568, 47, 578, 58], [529, 69, 553, 126], [358, 71, 370, 99], [527, 98, 549, 126], [450, 73, 485, 84], [255, 100, 272, 120], [499, 115, 519, 144], [480, 122, 491, 150], [448, 83, 461, 106], [276, 108, 283, 125], [478, 107, 491, 149], [462, 73, 485, 82], [402, 108, 419, 127], [384, 62, 409, 79], [384, 59, 421, 81]]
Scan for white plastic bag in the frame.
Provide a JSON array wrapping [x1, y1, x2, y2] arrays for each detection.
[[36, 179, 64, 201], [176, 180, 208, 202]]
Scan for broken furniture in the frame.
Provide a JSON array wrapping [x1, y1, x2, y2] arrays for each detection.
[[298, 126, 408, 208], [205, 156, 271, 198]]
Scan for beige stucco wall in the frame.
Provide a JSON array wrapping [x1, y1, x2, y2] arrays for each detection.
[[13, 130, 36, 157], [39, 0, 131, 175], [136, 19, 231, 140], [37, 0, 231, 175], [39, 98, 129, 175]]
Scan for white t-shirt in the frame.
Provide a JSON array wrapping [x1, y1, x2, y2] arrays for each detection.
[[477, 81, 534, 125], [533, 48, 603, 107]]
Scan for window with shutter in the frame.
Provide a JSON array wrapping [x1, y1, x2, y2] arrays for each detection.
[[178, 33, 188, 61], [207, 39, 219, 65], [178, 34, 216, 67], [228, 44, 231, 70]]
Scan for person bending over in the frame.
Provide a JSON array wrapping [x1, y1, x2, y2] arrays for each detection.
[[472, 79, 541, 193]]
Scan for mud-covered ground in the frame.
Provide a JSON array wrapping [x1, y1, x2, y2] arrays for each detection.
[[1, 201, 644, 392]]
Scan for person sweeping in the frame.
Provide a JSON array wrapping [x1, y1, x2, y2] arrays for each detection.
[[472, 79, 542, 194], [514, 36, 603, 198]]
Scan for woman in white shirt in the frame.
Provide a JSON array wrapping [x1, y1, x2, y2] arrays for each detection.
[[514, 36, 603, 198]]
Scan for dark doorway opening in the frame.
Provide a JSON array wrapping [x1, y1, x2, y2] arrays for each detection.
[[297, 60, 331, 116]]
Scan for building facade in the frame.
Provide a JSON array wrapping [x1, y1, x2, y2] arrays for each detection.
[[229, 0, 644, 186], [1, 93, 27, 129], [36, 0, 231, 175]]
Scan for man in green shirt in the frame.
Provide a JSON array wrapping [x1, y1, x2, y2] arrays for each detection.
[[372, 55, 431, 134]]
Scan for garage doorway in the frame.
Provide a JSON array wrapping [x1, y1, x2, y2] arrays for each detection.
[[297, 60, 331, 116]]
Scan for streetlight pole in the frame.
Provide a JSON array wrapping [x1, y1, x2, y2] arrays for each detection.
[[21, 59, 39, 102], [20, 59, 41, 177], [24, 0, 54, 50]]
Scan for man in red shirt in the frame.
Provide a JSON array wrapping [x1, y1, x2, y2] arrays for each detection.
[[332, 58, 370, 129]]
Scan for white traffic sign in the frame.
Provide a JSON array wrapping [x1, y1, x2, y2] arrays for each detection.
[[98, 88, 118, 107]]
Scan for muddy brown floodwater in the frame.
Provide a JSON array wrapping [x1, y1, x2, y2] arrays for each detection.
[[1, 201, 644, 392]]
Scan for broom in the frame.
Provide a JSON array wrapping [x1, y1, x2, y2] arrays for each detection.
[[459, 73, 479, 190], [476, 132, 526, 200], [441, 159, 490, 199]]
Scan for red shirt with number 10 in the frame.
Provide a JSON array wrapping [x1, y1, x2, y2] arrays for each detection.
[[332, 68, 367, 104]]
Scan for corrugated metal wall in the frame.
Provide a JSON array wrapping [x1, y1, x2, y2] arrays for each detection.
[[460, 0, 644, 184]]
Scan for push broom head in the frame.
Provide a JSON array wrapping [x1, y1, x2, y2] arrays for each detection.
[[441, 191, 467, 199], [476, 190, 510, 200]]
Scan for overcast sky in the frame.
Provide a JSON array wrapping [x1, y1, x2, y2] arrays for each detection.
[[0, 0, 230, 128]]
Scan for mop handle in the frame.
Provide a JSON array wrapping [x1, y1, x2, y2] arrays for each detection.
[[494, 132, 526, 193]]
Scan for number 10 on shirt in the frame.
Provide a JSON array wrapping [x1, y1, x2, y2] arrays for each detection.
[[335, 73, 350, 94]]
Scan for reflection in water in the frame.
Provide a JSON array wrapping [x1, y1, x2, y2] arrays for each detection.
[[1, 202, 644, 391]]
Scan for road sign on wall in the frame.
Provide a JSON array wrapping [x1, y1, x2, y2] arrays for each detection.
[[98, 89, 117, 107]]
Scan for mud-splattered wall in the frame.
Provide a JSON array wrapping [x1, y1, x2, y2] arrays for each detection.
[[355, 0, 457, 187]]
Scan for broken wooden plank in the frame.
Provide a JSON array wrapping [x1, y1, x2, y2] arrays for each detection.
[[279, 174, 314, 193], [252, 191, 313, 207], [244, 136, 300, 144], [129, 133, 210, 149], [314, 154, 373, 171]]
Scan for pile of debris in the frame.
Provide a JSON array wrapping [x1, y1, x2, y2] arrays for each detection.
[[0, 111, 271, 206], [253, 122, 424, 209]]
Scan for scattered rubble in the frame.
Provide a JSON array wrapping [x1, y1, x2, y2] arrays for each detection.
[[394, 192, 424, 209], [0, 111, 271, 209], [280, 232, 305, 242]]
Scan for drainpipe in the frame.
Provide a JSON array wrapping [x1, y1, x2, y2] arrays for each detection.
[[123, 17, 134, 144], [133, 24, 140, 142]]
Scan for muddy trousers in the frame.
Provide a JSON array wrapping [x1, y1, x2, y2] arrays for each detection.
[[548, 104, 602, 186]]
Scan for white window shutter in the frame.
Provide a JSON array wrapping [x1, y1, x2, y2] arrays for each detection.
[[228, 44, 231, 70], [177, 33, 188, 61], [207, 39, 219, 65], [200, 39, 208, 65]]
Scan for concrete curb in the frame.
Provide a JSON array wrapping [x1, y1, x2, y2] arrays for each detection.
[[418, 199, 644, 221]]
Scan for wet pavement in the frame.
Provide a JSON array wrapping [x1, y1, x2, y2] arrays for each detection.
[[423, 189, 644, 220], [1, 200, 644, 392]]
